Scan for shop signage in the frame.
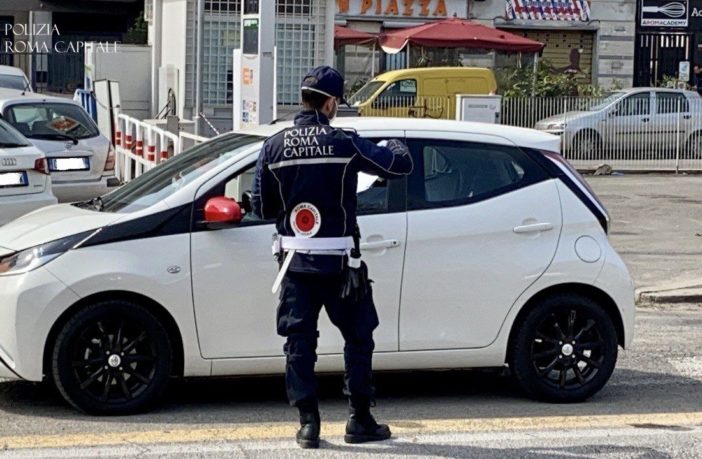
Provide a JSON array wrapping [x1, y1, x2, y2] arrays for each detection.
[[336, 0, 463, 18], [641, 0, 689, 27], [505, 0, 592, 21]]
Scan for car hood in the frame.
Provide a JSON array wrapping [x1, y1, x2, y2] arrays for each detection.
[[0, 203, 120, 252], [535, 111, 589, 128]]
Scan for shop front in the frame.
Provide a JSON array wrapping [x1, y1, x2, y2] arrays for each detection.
[[335, 0, 468, 89], [634, 0, 701, 86]]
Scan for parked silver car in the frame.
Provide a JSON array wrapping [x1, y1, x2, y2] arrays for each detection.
[[535, 88, 702, 157], [0, 89, 119, 202]]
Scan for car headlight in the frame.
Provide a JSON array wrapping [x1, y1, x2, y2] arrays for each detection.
[[0, 230, 97, 276], [547, 122, 566, 130]]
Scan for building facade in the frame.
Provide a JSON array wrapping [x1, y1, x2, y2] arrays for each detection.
[[151, 0, 334, 134], [634, 0, 702, 86], [336, 0, 637, 90], [0, 0, 143, 92]]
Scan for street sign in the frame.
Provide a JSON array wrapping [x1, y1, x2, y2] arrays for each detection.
[[680, 61, 691, 80]]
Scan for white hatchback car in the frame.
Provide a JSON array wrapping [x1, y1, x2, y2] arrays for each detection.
[[0, 118, 634, 415], [0, 89, 119, 202], [0, 119, 57, 225]]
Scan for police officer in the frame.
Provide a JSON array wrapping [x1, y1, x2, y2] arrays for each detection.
[[252, 66, 413, 449]]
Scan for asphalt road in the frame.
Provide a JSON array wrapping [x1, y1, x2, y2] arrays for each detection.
[[0, 304, 700, 457], [587, 175, 702, 290], [2, 175, 702, 457]]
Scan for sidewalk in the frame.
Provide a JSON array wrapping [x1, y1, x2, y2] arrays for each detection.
[[586, 175, 702, 304]]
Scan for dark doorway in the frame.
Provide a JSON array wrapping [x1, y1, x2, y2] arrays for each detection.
[[635, 32, 694, 86]]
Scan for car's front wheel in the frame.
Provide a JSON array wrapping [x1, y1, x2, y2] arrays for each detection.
[[51, 300, 173, 415], [509, 293, 618, 403]]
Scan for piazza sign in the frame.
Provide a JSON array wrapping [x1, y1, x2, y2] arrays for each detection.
[[336, 0, 465, 17]]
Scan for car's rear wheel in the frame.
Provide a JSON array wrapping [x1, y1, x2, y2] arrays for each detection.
[[509, 294, 618, 403], [51, 300, 172, 415], [571, 131, 602, 160]]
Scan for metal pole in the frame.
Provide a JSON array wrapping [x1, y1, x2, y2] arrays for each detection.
[[531, 52, 538, 97], [675, 98, 681, 174], [371, 42, 376, 76], [194, 0, 204, 135], [151, 0, 162, 117], [406, 42, 410, 69]]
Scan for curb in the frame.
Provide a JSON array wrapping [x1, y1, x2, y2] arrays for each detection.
[[636, 284, 702, 304]]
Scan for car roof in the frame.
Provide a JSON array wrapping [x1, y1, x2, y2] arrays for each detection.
[[227, 117, 558, 151], [0, 88, 80, 106], [619, 87, 699, 97], [0, 65, 27, 77], [374, 67, 494, 81]]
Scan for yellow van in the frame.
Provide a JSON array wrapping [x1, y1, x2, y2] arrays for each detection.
[[347, 67, 497, 119]]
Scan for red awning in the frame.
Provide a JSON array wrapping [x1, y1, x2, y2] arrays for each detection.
[[379, 18, 544, 54], [334, 25, 376, 49]]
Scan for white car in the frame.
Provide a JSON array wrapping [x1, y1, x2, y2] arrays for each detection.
[[0, 118, 634, 415], [0, 89, 119, 202], [0, 119, 57, 225], [0, 65, 31, 92]]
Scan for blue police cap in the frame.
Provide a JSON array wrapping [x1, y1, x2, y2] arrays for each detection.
[[300, 66, 347, 104]]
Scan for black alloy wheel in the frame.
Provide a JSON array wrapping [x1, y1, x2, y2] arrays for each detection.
[[52, 300, 172, 415], [509, 294, 618, 403]]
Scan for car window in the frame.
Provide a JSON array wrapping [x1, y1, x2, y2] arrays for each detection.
[[378, 79, 417, 107], [95, 134, 264, 213], [3, 102, 99, 140], [196, 137, 401, 227], [615, 93, 650, 116], [656, 92, 689, 114], [0, 74, 28, 91], [0, 119, 30, 147], [406, 139, 548, 210]]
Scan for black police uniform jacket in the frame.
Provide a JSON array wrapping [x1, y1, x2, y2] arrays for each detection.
[[252, 110, 413, 274]]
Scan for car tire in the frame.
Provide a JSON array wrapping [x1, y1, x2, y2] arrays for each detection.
[[571, 131, 602, 160], [51, 300, 172, 415], [509, 293, 618, 403]]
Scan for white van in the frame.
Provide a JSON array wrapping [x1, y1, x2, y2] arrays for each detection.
[[0, 89, 118, 202]]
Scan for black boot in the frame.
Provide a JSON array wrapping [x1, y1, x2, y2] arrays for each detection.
[[296, 408, 320, 449], [344, 398, 391, 444]]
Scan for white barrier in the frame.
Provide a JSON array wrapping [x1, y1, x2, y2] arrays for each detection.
[[114, 114, 208, 182]]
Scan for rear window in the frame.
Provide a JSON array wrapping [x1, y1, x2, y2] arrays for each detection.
[[0, 119, 30, 148], [3, 102, 99, 141]]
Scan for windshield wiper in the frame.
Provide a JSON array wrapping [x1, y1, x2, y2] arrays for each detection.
[[35, 132, 79, 144], [0, 142, 28, 148]]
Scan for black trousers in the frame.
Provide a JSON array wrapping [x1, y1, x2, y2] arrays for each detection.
[[276, 270, 380, 408]]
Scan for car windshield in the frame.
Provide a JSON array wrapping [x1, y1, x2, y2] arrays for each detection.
[[3, 102, 99, 141], [91, 134, 264, 213], [0, 119, 31, 148], [588, 92, 626, 111], [348, 81, 385, 106], [0, 74, 28, 91]]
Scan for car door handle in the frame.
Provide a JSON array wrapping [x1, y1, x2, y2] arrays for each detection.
[[361, 239, 400, 250], [513, 223, 554, 234]]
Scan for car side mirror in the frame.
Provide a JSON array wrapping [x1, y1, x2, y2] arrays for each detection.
[[201, 196, 243, 229]]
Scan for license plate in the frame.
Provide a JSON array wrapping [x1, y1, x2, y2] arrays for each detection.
[[49, 157, 90, 172], [0, 171, 27, 187]]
